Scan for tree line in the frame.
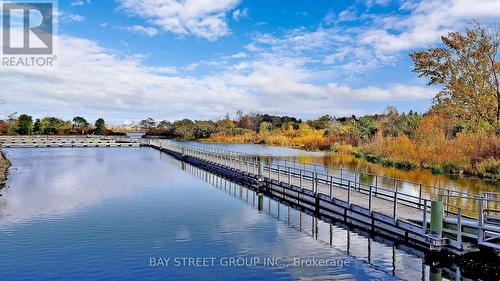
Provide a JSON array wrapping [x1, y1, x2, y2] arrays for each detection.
[[0, 115, 122, 136]]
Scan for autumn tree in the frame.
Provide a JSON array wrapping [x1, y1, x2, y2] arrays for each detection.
[[410, 22, 500, 132]]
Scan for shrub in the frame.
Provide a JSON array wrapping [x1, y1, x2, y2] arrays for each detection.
[[431, 165, 445, 175], [477, 158, 500, 179], [394, 160, 416, 170], [441, 161, 462, 175]]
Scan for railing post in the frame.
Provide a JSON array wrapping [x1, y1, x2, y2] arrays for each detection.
[[419, 184, 423, 209], [422, 199, 428, 234], [299, 170, 303, 188], [368, 185, 373, 213], [340, 169, 344, 186], [446, 189, 450, 214], [313, 172, 317, 194], [329, 176, 333, 198], [457, 208, 462, 248], [278, 165, 281, 182], [393, 191, 398, 221], [478, 197, 484, 243], [347, 180, 351, 206], [288, 167, 291, 186]]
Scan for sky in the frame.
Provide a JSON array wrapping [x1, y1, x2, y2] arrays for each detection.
[[1, 0, 499, 124]]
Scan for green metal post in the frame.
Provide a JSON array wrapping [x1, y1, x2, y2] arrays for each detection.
[[258, 157, 264, 177], [430, 200, 444, 236], [258, 193, 264, 211], [430, 268, 443, 281]]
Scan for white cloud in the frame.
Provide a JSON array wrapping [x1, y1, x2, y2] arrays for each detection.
[[71, 0, 85, 7], [71, 0, 91, 7], [0, 35, 436, 121], [228, 52, 248, 59], [147, 66, 178, 74], [359, 0, 500, 52], [125, 25, 159, 37], [185, 63, 199, 71], [365, 0, 391, 8], [11, 1, 484, 121], [62, 13, 86, 22], [247, 0, 500, 77], [232, 8, 248, 21], [117, 0, 241, 41]]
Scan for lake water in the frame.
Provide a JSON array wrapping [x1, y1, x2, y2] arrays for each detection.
[[0, 147, 498, 280]]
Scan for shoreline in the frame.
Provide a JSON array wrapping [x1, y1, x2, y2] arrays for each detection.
[[0, 149, 11, 189]]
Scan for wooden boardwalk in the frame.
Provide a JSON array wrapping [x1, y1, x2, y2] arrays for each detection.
[[146, 139, 500, 254], [0, 136, 139, 148]]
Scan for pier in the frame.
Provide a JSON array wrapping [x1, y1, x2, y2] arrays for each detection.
[[0, 136, 139, 148], [146, 139, 500, 255]]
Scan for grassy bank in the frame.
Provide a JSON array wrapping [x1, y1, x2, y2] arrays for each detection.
[[0, 150, 11, 188]]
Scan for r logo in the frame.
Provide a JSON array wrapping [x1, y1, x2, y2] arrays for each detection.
[[2, 2, 53, 55]]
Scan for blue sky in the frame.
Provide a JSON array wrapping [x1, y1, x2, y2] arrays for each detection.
[[1, 0, 500, 124]]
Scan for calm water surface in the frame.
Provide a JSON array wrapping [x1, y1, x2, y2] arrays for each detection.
[[0, 148, 495, 280]]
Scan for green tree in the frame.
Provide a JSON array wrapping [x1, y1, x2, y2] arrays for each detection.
[[380, 106, 401, 137], [6, 112, 18, 135], [194, 120, 217, 139], [95, 118, 106, 135], [41, 117, 67, 135], [355, 117, 378, 141], [410, 22, 500, 130], [310, 115, 334, 130], [72, 116, 89, 128], [396, 112, 422, 138], [157, 120, 172, 129], [17, 114, 33, 135], [139, 118, 156, 129], [216, 117, 236, 134], [172, 119, 196, 139], [259, 122, 272, 134], [33, 118, 43, 134]]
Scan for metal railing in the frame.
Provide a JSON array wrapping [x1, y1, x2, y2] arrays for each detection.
[[148, 139, 500, 250]]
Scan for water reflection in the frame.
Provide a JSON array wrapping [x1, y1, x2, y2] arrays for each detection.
[[173, 155, 498, 281], [0, 147, 392, 280], [0, 148, 184, 225], [1, 147, 497, 280]]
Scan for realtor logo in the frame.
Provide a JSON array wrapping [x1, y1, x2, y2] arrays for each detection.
[[2, 2, 53, 55]]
